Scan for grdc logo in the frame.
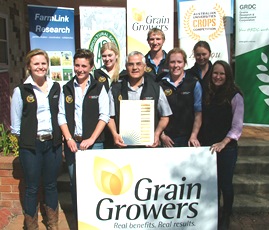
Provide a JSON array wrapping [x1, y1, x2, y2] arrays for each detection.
[[239, 4, 256, 10]]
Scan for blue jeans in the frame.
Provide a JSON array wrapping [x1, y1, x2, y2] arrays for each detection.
[[19, 140, 62, 217], [64, 141, 104, 218], [217, 146, 238, 215]]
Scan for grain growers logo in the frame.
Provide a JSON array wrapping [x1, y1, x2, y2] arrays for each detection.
[[184, 3, 225, 41], [257, 52, 269, 106], [94, 156, 133, 195], [132, 8, 146, 21]]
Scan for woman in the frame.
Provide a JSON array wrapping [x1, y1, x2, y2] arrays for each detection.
[[187, 40, 212, 87], [202, 60, 244, 230], [159, 48, 202, 147], [94, 42, 122, 91], [58, 49, 110, 218], [94, 42, 123, 148], [10, 49, 62, 229]]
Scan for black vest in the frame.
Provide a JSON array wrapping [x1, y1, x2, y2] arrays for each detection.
[[93, 69, 110, 92], [19, 82, 62, 150], [63, 75, 104, 142], [159, 74, 198, 137], [145, 51, 169, 82], [186, 61, 213, 90], [202, 90, 239, 147], [111, 75, 160, 131]]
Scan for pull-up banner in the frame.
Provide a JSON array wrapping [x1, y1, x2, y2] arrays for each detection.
[[235, 0, 269, 125], [79, 7, 126, 70], [177, 0, 233, 67], [126, 0, 174, 55], [28, 5, 75, 83], [76, 147, 218, 230]]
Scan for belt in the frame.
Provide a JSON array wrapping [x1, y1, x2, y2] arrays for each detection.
[[37, 134, 53, 142], [74, 135, 83, 142]]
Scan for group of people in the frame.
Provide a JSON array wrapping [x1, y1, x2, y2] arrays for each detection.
[[10, 28, 244, 230]]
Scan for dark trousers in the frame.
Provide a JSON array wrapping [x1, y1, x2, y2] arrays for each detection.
[[64, 141, 104, 219], [217, 146, 238, 215], [19, 140, 62, 217], [167, 135, 189, 147]]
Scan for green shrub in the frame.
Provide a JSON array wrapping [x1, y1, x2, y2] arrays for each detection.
[[0, 123, 19, 156]]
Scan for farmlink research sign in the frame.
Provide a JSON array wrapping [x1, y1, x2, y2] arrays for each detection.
[[76, 147, 218, 230]]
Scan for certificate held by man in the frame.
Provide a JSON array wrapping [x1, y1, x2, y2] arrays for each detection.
[[119, 100, 154, 145]]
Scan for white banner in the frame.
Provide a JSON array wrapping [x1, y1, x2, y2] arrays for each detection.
[[178, 0, 233, 67], [79, 7, 126, 70], [127, 0, 174, 54], [76, 147, 218, 230]]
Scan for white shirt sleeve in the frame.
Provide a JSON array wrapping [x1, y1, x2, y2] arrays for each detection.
[[10, 87, 23, 135]]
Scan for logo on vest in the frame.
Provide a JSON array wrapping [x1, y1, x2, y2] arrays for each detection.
[[145, 66, 152, 73], [98, 76, 107, 83], [118, 95, 122, 101], [66, 95, 73, 103], [181, 91, 191, 95], [164, 89, 173, 96], [26, 94, 35, 103], [89, 96, 99, 99]]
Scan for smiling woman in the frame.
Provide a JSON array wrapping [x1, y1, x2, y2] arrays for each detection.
[[201, 60, 244, 229], [159, 47, 202, 148], [10, 48, 62, 229]]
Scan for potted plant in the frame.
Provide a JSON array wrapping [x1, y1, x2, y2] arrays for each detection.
[[0, 123, 19, 157]]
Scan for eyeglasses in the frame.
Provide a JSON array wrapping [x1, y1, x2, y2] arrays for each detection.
[[126, 62, 144, 68]]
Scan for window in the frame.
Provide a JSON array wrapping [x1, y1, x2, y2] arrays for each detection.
[[0, 14, 8, 67]]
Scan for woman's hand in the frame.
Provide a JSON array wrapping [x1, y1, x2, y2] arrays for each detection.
[[79, 138, 95, 150], [188, 136, 201, 147], [210, 142, 226, 154], [210, 137, 231, 154], [67, 139, 78, 153], [160, 134, 174, 147]]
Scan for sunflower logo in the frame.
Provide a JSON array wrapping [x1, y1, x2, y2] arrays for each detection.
[[93, 157, 133, 195], [257, 52, 269, 106]]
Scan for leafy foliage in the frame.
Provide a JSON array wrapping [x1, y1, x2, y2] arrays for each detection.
[[0, 123, 19, 156]]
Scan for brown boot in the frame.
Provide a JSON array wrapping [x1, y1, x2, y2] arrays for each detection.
[[24, 212, 39, 230], [44, 205, 59, 230]]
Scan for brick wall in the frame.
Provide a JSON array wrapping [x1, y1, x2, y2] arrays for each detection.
[[0, 156, 24, 215], [0, 71, 11, 128]]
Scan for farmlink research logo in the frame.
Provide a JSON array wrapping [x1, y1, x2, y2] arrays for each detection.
[[89, 30, 119, 69]]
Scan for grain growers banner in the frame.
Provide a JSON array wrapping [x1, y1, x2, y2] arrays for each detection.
[[28, 5, 75, 83], [76, 147, 218, 230], [177, 0, 233, 68], [235, 0, 269, 125], [126, 0, 174, 54], [79, 7, 126, 70]]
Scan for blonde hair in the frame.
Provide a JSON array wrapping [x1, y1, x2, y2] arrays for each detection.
[[101, 42, 120, 82], [25, 49, 49, 77]]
